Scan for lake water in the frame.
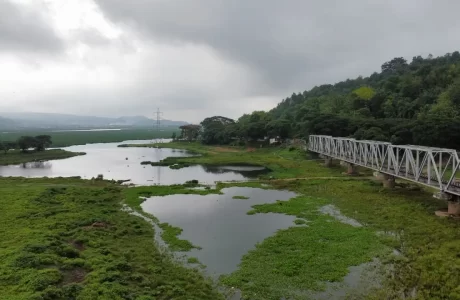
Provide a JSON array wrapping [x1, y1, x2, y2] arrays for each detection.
[[141, 187, 298, 276], [0, 140, 269, 185]]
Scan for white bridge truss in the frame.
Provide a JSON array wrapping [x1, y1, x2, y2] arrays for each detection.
[[308, 135, 460, 197]]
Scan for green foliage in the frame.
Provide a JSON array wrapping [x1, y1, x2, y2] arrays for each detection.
[[235, 51, 460, 149], [14, 135, 52, 152], [353, 86, 376, 100], [179, 125, 201, 141], [17, 136, 38, 151], [200, 116, 236, 145], [35, 135, 52, 151], [0, 177, 223, 299], [0, 141, 16, 154], [0, 149, 84, 166]]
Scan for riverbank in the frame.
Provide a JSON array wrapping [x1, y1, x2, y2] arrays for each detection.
[[0, 149, 85, 166], [124, 142, 460, 299], [0, 177, 223, 299]]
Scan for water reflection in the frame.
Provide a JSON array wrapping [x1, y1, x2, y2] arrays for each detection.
[[0, 141, 270, 185], [21, 161, 52, 169], [141, 187, 297, 276], [201, 165, 269, 177]]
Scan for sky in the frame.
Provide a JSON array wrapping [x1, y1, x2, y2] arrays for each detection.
[[1, 0, 460, 123]]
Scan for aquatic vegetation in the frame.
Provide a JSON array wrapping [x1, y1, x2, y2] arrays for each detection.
[[232, 195, 249, 199], [125, 143, 460, 299], [0, 177, 223, 299], [3, 140, 458, 299], [159, 222, 201, 251], [293, 218, 306, 225], [221, 194, 384, 300]]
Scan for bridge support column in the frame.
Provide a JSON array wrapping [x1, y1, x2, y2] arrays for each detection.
[[448, 199, 460, 216], [324, 156, 333, 167], [382, 173, 395, 188], [346, 163, 357, 175], [435, 194, 460, 217]]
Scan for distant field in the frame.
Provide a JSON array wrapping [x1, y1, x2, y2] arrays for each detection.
[[0, 128, 178, 147]]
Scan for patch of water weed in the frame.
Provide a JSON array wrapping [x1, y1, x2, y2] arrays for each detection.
[[222, 194, 384, 300], [0, 177, 223, 299], [187, 257, 200, 264], [268, 178, 460, 299], [159, 222, 201, 251], [294, 218, 307, 225], [232, 195, 249, 200]]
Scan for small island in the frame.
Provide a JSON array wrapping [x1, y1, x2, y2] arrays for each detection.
[[0, 135, 85, 166]]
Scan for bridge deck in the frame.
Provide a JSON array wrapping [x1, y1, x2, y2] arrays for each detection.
[[308, 135, 460, 197]]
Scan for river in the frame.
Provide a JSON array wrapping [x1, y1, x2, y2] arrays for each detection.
[[0, 140, 268, 185]]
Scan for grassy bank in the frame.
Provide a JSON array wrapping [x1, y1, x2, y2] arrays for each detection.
[[0, 149, 84, 166], [0, 128, 177, 147], [0, 177, 223, 300], [124, 142, 460, 299]]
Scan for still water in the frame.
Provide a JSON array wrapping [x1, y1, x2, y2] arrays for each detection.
[[0, 141, 268, 185], [141, 187, 298, 276]]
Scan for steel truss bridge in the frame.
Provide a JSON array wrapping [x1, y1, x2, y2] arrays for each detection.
[[308, 135, 460, 197]]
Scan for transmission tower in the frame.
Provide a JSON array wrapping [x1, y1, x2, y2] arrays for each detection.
[[154, 108, 163, 132]]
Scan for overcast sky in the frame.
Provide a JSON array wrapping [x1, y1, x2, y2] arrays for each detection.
[[1, 0, 460, 122]]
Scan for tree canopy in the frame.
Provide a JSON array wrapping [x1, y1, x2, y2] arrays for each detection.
[[16, 135, 52, 152], [197, 51, 460, 149]]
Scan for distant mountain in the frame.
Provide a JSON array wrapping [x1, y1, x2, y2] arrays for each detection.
[[0, 116, 16, 130], [0, 112, 188, 130]]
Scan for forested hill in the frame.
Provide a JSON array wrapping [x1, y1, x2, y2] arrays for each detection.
[[269, 52, 460, 148], [199, 51, 460, 150]]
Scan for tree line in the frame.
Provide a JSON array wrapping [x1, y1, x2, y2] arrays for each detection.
[[198, 51, 460, 150], [0, 135, 52, 154]]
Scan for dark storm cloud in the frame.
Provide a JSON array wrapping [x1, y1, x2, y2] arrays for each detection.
[[0, 0, 63, 54], [94, 0, 460, 90]]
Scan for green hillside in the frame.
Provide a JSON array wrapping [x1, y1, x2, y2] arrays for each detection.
[[200, 51, 460, 150]]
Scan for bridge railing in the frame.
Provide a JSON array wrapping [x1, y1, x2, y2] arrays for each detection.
[[308, 135, 460, 196]]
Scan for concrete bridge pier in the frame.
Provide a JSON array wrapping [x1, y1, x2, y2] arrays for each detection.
[[324, 156, 333, 167], [448, 199, 460, 216], [345, 162, 357, 175], [382, 174, 395, 188], [374, 172, 395, 188], [434, 193, 460, 217]]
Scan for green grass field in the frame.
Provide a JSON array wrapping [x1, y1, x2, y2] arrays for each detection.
[[0, 128, 179, 147], [0, 149, 84, 166]]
